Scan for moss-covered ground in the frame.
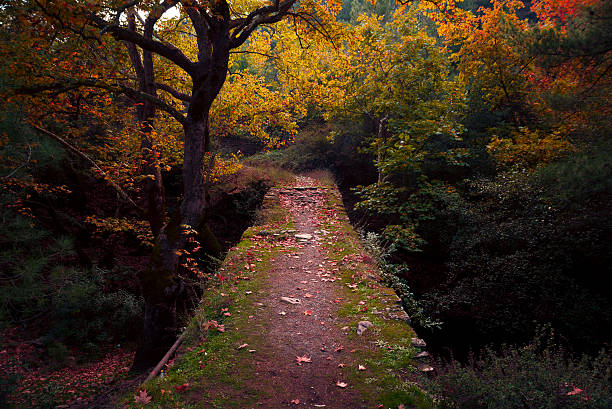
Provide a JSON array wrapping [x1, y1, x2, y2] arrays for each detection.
[[124, 171, 436, 409]]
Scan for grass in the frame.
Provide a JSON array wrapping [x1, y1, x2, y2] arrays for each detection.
[[313, 181, 437, 409], [123, 170, 436, 408], [122, 182, 295, 408]]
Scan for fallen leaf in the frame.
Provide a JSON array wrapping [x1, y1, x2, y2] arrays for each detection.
[[304, 293, 314, 298], [203, 320, 218, 330], [567, 386, 584, 396], [174, 383, 189, 392], [237, 343, 248, 349], [335, 381, 348, 388], [304, 310, 312, 316], [337, 363, 345, 368], [296, 355, 312, 365], [326, 356, 332, 360], [358, 365, 366, 371], [291, 399, 300, 404], [134, 390, 151, 404], [334, 346, 344, 352]]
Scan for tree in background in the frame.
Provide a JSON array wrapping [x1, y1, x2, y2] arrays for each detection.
[[332, 7, 465, 253]]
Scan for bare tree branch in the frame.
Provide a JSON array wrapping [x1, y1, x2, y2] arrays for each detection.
[[16, 80, 187, 125], [100, 0, 141, 34], [90, 13, 196, 77], [29, 123, 144, 214], [156, 82, 191, 102], [229, 0, 296, 48]]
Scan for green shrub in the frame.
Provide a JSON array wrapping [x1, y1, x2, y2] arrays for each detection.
[[0, 212, 143, 346], [432, 339, 612, 409], [247, 124, 376, 181], [536, 141, 612, 206], [0, 112, 143, 346], [50, 267, 143, 344], [421, 168, 612, 353]]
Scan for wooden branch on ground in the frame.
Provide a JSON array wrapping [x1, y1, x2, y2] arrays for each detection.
[[143, 332, 186, 384]]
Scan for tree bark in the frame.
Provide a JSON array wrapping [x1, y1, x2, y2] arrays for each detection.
[[181, 118, 208, 228], [376, 116, 389, 184]]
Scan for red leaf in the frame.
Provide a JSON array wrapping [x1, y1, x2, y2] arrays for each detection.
[[134, 390, 151, 404], [296, 355, 312, 365], [174, 383, 190, 392]]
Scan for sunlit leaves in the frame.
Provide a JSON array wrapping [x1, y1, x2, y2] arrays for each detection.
[[423, 0, 532, 110], [488, 127, 575, 167]]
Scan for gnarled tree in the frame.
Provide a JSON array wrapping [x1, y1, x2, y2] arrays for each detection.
[[16, 0, 335, 369]]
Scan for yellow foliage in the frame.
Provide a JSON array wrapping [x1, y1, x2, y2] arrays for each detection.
[[84, 215, 154, 246], [205, 152, 244, 183], [488, 127, 575, 167], [421, 0, 532, 109]]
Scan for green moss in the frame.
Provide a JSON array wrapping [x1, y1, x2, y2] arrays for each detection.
[[124, 173, 436, 409], [123, 181, 294, 409], [312, 183, 435, 409]]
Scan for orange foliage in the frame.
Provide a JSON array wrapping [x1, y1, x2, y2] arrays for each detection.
[[531, 0, 599, 26]]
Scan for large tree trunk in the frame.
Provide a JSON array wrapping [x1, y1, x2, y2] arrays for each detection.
[[132, 10, 230, 370], [131, 114, 217, 370], [181, 118, 208, 227], [132, 219, 181, 370], [132, 116, 211, 370]]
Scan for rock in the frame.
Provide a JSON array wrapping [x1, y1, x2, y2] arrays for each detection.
[[390, 311, 411, 324], [419, 364, 435, 372], [280, 297, 301, 305], [411, 337, 427, 348], [414, 351, 430, 359], [295, 233, 313, 241], [356, 321, 373, 335]]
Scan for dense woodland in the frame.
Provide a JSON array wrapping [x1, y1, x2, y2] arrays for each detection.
[[1, 0, 611, 407]]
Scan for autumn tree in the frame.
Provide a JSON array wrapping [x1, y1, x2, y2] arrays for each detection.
[[4, 0, 339, 368], [317, 6, 465, 252], [529, 0, 612, 135]]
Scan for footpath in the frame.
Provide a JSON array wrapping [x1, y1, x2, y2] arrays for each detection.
[[126, 174, 434, 409]]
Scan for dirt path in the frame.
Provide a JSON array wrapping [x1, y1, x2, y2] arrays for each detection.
[[125, 174, 427, 409], [249, 176, 370, 408]]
